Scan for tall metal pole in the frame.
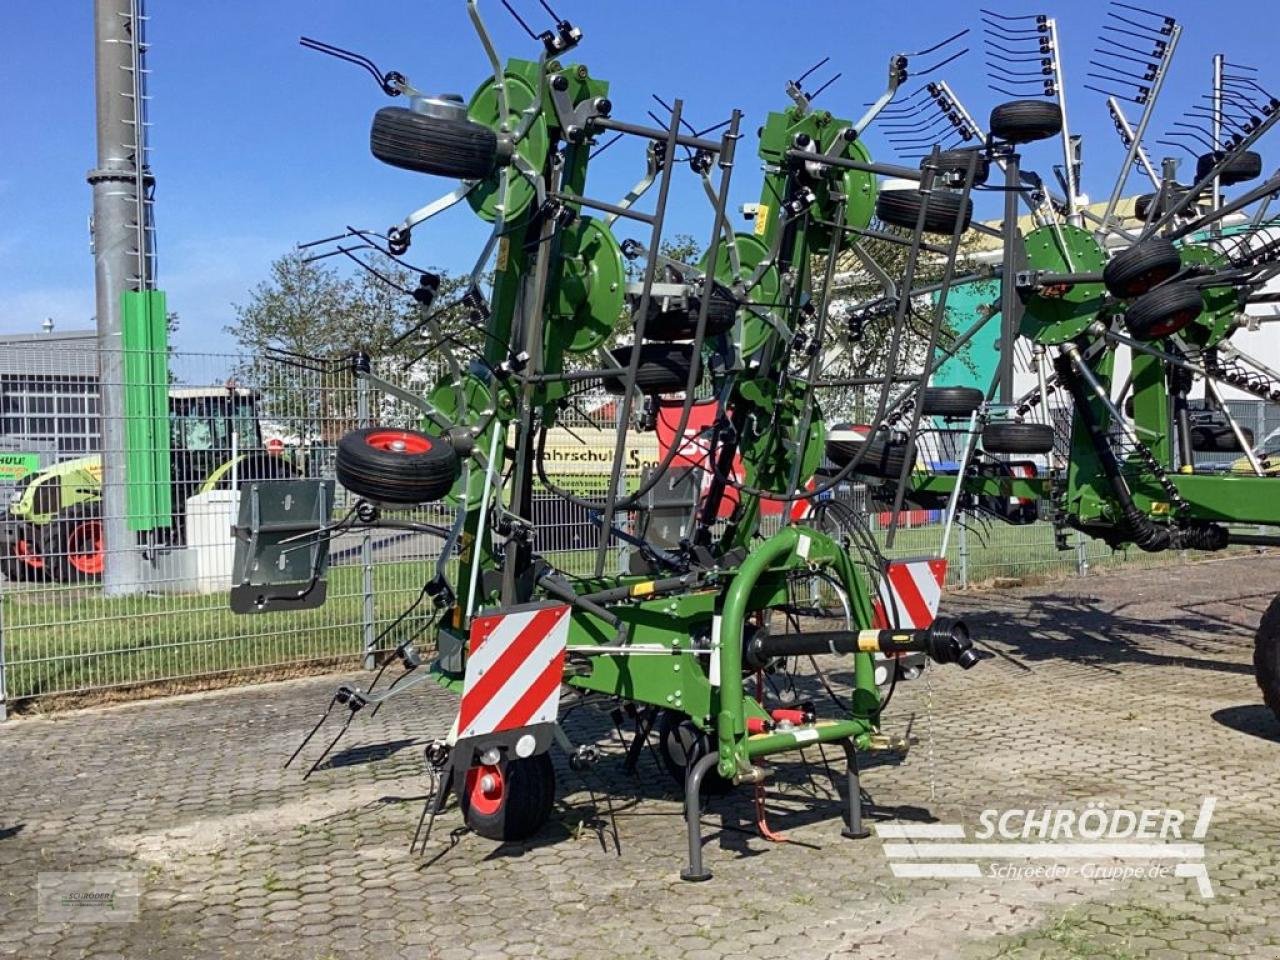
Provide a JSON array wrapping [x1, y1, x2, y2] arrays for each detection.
[[89, 0, 152, 594], [998, 150, 1023, 403]]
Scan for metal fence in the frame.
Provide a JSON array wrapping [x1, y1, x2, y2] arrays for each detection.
[[0, 343, 1269, 717]]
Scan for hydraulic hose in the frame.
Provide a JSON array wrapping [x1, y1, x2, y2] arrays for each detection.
[[1053, 353, 1227, 553]]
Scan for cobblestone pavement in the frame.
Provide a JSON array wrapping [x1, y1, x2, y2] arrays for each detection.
[[1, 554, 1279, 959]]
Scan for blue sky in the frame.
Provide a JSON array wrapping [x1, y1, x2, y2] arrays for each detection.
[[3, 1, 1277, 353]]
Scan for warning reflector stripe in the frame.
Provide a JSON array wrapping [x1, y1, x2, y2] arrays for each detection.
[[458, 605, 570, 738], [873, 558, 948, 629], [495, 655, 567, 732], [886, 563, 932, 628]]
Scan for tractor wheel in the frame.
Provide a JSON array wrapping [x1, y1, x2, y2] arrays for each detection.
[[43, 510, 104, 583], [335, 428, 460, 506], [603, 343, 699, 395], [1197, 150, 1263, 187], [989, 100, 1063, 144], [0, 527, 47, 582], [1123, 282, 1204, 341], [923, 148, 989, 186], [1102, 239, 1182, 298], [370, 105, 500, 180], [981, 421, 1056, 455], [639, 285, 738, 341], [457, 752, 556, 842], [920, 386, 984, 417], [1254, 593, 1280, 722], [876, 189, 973, 234], [656, 710, 733, 796]]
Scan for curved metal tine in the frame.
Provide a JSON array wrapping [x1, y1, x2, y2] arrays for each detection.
[[982, 31, 1042, 51], [1089, 60, 1156, 85], [1090, 84, 1141, 104], [1154, 138, 1197, 159], [298, 37, 407, 95], [996, 61, 1056, 78], [795, 55, 831, 87], [809, 72, 843, 102], [876, 87, 930, 112], [881, 112, 950, 134], [1105, 10, 1168, 36], [912, 48, 968, 79], [1170, 123, 1216, 151], [984, 40, 1051, 61], [982, 24, 1046, 44], [589, 132, 624, 160], [907, 27, 970, 58], [1093, 45, 1157, 71]]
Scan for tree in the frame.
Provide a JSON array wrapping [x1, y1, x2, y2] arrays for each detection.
[[817, 231, 978, 421], [226, 251, 471, 442]]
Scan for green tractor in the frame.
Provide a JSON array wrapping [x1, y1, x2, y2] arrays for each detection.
[[1, 386, 291, 584]]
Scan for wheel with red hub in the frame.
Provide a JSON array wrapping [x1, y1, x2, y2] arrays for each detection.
[[335, 427, 460, 505], [42, 509, 104, 583], [0, 523, 47, 582], [456, 752, 556, 842]]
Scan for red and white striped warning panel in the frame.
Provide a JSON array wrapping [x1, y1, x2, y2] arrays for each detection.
[[458, 604, 571, 740], [872, 558, 948, 629]]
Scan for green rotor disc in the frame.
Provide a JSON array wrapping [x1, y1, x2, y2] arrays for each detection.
[[809, 137, 878, 248], [1177, 244, 1238, 349], [466, 73, 549, 223], [428, 373, 498, 507], [1019, 224, 1108, 344], [549, 216, 626, 354], [702, 233, 782, 357]]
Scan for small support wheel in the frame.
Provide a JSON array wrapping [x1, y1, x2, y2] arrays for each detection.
[[335, 427, 460, 505], [1123, 282, 1204, 341], [456, 752, 556, 842], [989, 99, 1063, 143]]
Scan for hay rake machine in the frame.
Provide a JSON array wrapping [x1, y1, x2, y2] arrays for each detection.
[[232, 0, 1280, 877]]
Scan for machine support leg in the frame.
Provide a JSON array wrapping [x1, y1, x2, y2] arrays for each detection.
[[841, 739, 871, 840], [680, 751, 720, 882]]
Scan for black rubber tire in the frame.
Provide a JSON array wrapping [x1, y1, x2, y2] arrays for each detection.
[[1134, 189, 1192, 222], [457, 752, 556, 842], [1123, 282, 1204, 341], [370, 106, 499, 180], [989, 100, 1063, 144], [640, 285, 738, 341], [826, 427, 909, 478], [876, 189, 973, 234], [603, 343, 698, 394], [1255, 593, 1280, 723], [921, 386, 984, 417], [0, 522, 48, 583], [1191, 425, 1253, 453], [335, 427, 459, 505], [924, 148, 990, 186], [982, 421, 1055, 455], [656, 710, 733, 796], [1196, 150, 1263, 187], [41, 506, 103, 584], [1103, 239, 1182, 299]]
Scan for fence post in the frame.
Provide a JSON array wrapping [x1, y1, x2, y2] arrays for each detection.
[[957, 520, 969, 589], [358, 374, 376, 670], [0, 572, 7, 721], [1074, 529, 1088, 577]]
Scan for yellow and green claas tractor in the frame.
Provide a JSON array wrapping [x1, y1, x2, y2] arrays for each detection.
[[1, 387, 294, 583]]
